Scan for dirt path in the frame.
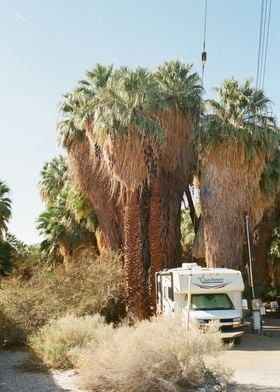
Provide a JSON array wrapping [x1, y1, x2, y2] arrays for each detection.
[[0, 350, 85, 392], [211, 317, 280, 392]]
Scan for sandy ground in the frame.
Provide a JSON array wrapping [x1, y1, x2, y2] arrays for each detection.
[[209, 317, 280, 392]]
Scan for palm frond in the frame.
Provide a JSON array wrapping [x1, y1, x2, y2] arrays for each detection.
[[199, 78, 279, 158], [0, 180, 12, 234]]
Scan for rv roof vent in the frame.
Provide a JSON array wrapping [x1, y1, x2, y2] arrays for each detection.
[[181, 263, 199, 269]]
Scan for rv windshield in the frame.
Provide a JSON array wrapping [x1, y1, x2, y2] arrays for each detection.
[[191, 294, 234, 311]]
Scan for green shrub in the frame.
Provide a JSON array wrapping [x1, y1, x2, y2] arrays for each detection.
[[29, 314, 112, 369], [73, 317, 224, 392], [0, 251, 125, 342], [0, 241, 14, 276]]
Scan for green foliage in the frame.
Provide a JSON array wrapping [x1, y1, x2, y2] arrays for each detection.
[[37, 156, 98, 259], [0, 240, 14, 276], [260, 148, 280, 195], [5, 233, 58, 268], [199, 78, 279, 158], [155, 60, 202, 116], [269, 218, 280, 266], [0, 180, 12, 237], [181, 208, 195, 251], [57, 60, 202, 149]]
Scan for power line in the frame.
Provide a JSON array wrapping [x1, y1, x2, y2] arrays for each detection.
[[256, 0, 272, 91], [201, 0, 208, 85], [261, 0, 272, 89]]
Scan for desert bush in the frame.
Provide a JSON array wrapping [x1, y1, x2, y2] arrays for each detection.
[[0, 251, 125, 342], [29, 314, 112, 369], [73, 317, 224, 392]]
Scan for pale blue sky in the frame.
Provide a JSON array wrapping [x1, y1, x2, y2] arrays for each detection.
[[0, 0, 279, 244]]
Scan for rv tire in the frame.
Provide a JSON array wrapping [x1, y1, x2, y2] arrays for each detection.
[[234, 336, 242, 345]]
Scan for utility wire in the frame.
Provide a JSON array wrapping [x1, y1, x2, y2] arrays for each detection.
[[256, 0, 272, 91], [201, 0, 208, 85], [259, 0, 267, 89], [261, 0, 272, 89], [256, 0, 264, 90]]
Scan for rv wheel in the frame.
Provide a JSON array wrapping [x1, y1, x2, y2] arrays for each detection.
[[234, 337, 242, 345]]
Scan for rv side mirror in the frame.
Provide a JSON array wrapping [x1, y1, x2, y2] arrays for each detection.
[[242, 299, 248, 310]]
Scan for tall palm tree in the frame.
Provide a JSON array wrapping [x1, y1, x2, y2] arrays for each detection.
[[58, 65, 123, 252], [0, 180, 12, 241], [196, 78, 279, 268], [58, 61, 202, 319]]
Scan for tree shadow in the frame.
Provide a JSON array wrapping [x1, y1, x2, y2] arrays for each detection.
[[228, 383, 280, 391], [0, 350, 76, 392], [228, 332, 280, 352]]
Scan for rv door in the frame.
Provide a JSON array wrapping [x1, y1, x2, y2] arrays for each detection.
[[161, 273, 174, 315]]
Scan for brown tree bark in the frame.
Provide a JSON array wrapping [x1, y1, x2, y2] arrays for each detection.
[[200, 142, 265, 268], [124, 189, 144, 322], [160, 171, 183, 269], [59, 242, 72, 270], [139, 182, 152, 318], [149, 174, 163, 311], [252, 208, 275, 291], [185, 186, 200, 233], [252, 194, 280, 293]]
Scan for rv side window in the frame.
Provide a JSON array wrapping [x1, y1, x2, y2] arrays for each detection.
[[168, 287, 173, 300]]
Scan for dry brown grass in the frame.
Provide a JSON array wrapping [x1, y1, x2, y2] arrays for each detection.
[[0, 251, 125, 342], [29, 314, 113, 369], [159, 109, 195, 185], [73, 317, 224, 392]]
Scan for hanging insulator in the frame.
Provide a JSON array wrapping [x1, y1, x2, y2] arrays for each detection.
[[202, 51, 207, 62]]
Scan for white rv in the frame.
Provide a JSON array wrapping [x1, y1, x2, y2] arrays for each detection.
[[156, 263, 245, 342]]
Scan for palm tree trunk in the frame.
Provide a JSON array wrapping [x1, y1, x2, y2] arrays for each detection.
[[149, 174, 163, 311], [252, 208, 275, 292], [252, 194, 280, 293], [59, 242, 72, 270], [200, 142, 265, 268], [160, 171, 183, 269], [124, 189, 144, 322]]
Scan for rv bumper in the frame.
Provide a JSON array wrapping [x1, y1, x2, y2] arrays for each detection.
[[221, 330, 244, 340]]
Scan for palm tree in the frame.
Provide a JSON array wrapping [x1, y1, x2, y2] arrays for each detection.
[[38, 157, 97, 267], [91, 61, 202, 316], [58, 65, 123, 252], [58, 61, 202, 319], [0, 180, 12, 241], [148, 61, 202, 307], [196, 78, 279, 269]]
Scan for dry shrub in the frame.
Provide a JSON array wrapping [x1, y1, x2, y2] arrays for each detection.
[[0, 251, 125, 342], [73, 317, 224, 392], [29, 314, 112, 369]]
